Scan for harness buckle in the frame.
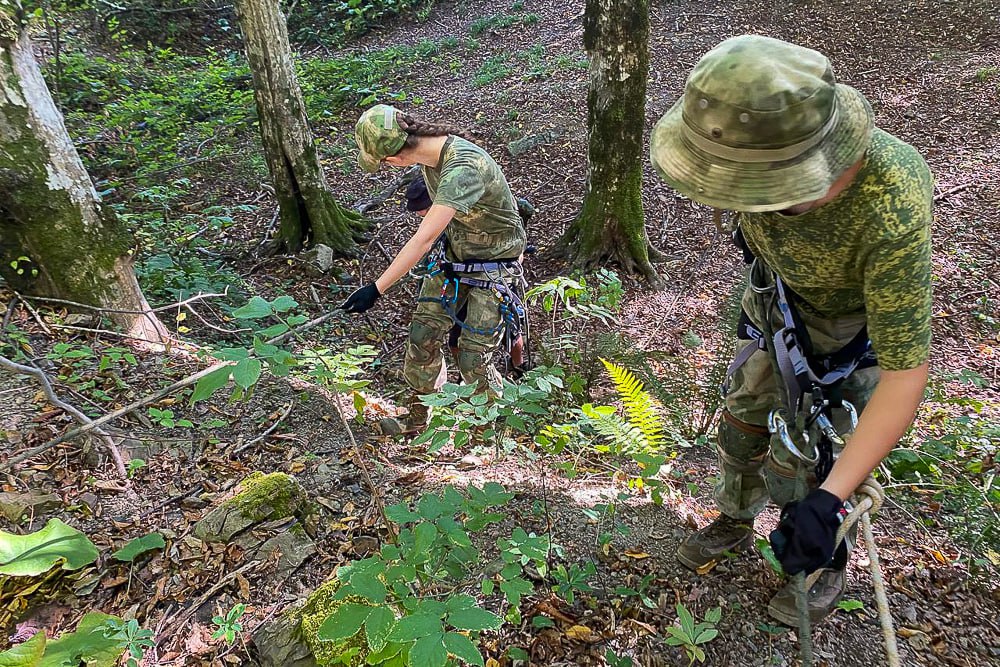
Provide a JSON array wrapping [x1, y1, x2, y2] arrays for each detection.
[[768, 409, 818, 464]]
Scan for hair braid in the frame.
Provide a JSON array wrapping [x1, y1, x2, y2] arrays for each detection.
[[397, 112, 476, 143]]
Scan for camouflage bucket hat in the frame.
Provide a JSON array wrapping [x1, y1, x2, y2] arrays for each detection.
[[355, 104, 408, 173], [649, 35, 874, 212]]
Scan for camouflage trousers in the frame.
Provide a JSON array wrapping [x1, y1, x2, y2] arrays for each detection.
[[716, 273, 881, 520], [403, 271, 503, 396]]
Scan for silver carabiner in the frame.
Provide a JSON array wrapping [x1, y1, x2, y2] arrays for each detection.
[[768, 409, 818, 464], [842, 400, 858, 429], [749, 258, 776, 294]]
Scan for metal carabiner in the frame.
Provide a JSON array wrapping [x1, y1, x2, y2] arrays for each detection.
[[749, 258, 776, 294], [768, 409, 819, 464]]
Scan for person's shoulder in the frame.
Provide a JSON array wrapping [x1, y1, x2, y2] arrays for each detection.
[[868, 129, 932, 182], [447, 137, 501, 170]]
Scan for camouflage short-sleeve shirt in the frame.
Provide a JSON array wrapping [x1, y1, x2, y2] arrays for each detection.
[[739, 129, 933, 371], [422, 137, 526, 261]]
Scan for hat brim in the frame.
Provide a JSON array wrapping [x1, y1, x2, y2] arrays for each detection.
[[358, 149, 381, 174], [650, 85, 873, 212]]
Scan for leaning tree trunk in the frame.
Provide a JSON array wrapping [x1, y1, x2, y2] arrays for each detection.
[[0, 7, 168, 344], [557, 0, 659, 283], [234, 0, 367, 255]]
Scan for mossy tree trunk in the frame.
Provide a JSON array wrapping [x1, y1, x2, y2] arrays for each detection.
[[234, 0, 367, 255], [557, 0, 660, 284], [0, 6, 168, 343]]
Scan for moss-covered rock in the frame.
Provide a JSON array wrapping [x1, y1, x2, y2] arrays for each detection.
[[193, 472, 313, 543], [254, 577, 370, 667]]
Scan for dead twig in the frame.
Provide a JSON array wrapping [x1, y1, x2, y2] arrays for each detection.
[[231, 401, 294, 455], [933, 183, 973, 202], [0, 353, 128, 478]]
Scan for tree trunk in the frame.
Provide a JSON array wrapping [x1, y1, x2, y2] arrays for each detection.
[[0, 7, 168, 344], [557, 0, 660, 284], [234, 0, 367, 255]]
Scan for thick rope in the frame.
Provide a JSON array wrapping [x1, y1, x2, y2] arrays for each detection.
[[799, 476, 900, 667]]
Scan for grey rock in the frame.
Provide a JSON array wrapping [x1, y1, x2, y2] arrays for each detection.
[[258, 528, 316, 580], [302, 244, 334, 273], [507, 127, 566, 156], [253, 603, 317, 667]]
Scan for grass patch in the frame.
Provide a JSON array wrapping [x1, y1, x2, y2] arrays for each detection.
[[469, 10, 540, 36], [473, 54, 514, 87], [973, 66, 998, 82]]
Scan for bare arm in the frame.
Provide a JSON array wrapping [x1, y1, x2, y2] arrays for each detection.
[[374, 204, 456, 293], [820, 362, 929, 500]]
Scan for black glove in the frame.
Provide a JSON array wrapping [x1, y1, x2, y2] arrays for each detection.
[[769, 488, 846, 575], [340, 283, 380, 314]]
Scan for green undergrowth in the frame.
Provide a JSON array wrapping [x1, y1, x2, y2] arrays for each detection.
[[287, 0, 435, 46], [884, 370, 1000, 569]]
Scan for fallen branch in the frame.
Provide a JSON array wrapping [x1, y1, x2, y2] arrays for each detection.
[[933, 182, 972, 202], [353, 165, 420, 214], [231, 401, 294, 455], [0, 354, 128, 478], [4, 308, 344, 469]]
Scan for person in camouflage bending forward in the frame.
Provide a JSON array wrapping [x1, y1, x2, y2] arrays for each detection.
[[341, 104, 527, 434], [649, 36, 932, 624]]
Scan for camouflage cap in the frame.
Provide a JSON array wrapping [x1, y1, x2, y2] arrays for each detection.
[[355, 104, 408, 173], [649, 35, 873, 212]]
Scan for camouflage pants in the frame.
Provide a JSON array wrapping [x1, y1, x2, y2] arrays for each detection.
[[403, 271, 503, 395], [716, 271, 881, 520]]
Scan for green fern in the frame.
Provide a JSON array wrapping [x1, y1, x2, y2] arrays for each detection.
[[598, 358, 667, 453]]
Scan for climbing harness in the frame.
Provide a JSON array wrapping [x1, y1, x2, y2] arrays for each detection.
[[723, 227, 899, 666], [415, 237, 532, 376]]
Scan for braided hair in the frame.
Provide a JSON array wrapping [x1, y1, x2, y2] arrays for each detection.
[[396, 112, 476, 147]]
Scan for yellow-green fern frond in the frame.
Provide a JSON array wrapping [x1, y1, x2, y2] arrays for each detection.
[[600, 358, 666, 453]]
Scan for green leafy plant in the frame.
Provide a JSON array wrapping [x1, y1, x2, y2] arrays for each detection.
[[147, 406, 193, 428], [212, 603, 247, 644], [664, 604, 721, 665], [126, 458, 147, 478], [836, 599, 864, 612], [317, 483, 516, 666], [0, 518, 99, 576], [113, 532, 165, 562], [102, 618, 155, 667]]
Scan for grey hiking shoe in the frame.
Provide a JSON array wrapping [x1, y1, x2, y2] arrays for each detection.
[[767, 567, 847, 626], [676, 514, 755, 571]]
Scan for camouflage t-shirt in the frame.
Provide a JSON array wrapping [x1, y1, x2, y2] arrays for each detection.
[[422, 136, 526, 261], [739, 129, 933, 371]]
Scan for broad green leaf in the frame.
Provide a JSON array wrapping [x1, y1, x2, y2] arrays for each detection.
[[112, 533, 165, 562], [387, 614, 442, 642], [704, 606, 722, 624], [417, 494, 446, 520], [232, 358, 262, 391], [755, 538, 784, 575], [0, 519, 98, 576], [694, 628, 718, 644], [232, 296, 272, 319], [836, 599, 864, 612], [445, 595, 476, 612], [258, 323, 289, 338], [0, 632, 44, 667], [317, 603, 373, 642], [442, 632, 483, 666], [365, 641, 403, 665], [676, 603, 696, 639], [408, 633, 447, 667], [349, 572, 387, 603], [411, 522, 437, 555], [385, 504, 419, 524], [364, 606, 396, 652], [270, 295, 298, 312], [447, 607, 503, 631], [38, 612, 121, 667], [190, 366, 232, 403]]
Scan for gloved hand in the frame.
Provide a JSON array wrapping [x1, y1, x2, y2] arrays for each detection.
[[340, 283, 381, 314], [769, 488, 846, 575]]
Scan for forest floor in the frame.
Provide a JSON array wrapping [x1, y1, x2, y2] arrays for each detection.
[[2, 0, 999, 666]]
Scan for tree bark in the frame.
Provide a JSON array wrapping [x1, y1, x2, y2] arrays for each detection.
[[0, 7, 168, 343], [234, 0, 367, 255], [557, 0, 660, 284]]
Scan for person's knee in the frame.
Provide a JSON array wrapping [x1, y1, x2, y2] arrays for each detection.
[[717, 411, 770, 467], [409, 320, 440, 348]]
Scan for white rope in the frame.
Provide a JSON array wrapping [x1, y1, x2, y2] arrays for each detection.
[[803, 476, 900, 667]]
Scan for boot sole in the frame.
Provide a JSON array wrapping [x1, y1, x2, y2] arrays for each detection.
[[676, 531, 755, 571]]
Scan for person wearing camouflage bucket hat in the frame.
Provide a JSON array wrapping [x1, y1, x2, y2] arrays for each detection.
[[651, 35, 933, 626], [342, 105, 527, 438]]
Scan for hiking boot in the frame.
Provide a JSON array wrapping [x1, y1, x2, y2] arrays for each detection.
[[676, 514, 755, 571], [767, 567, 847, 626], [378, 396, 430, 437]]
